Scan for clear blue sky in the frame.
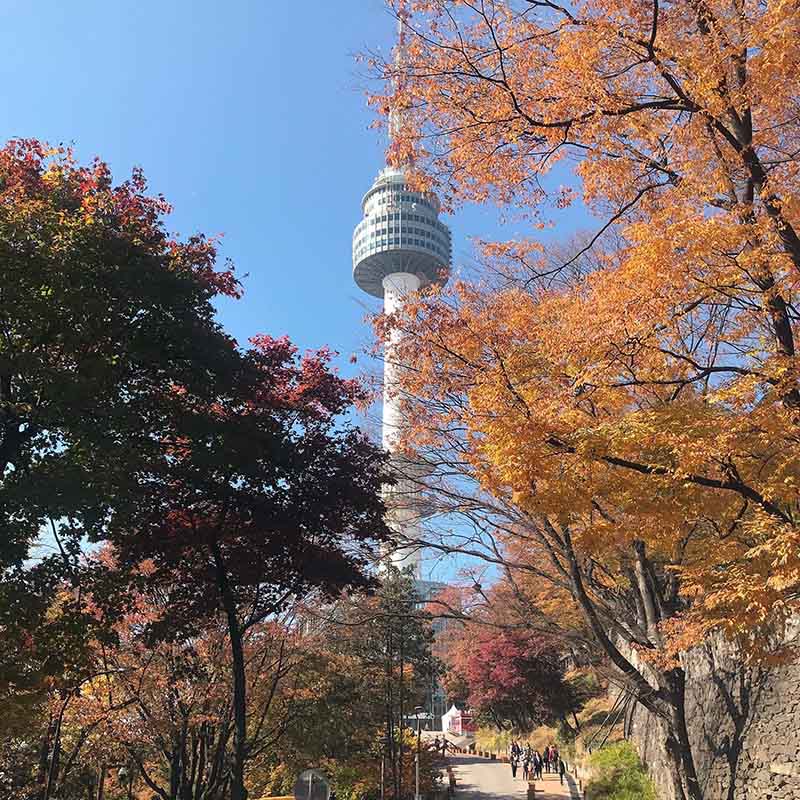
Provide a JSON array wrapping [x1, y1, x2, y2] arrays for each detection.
[[10, 0, 593, 582], [2, 0, 592, 366]]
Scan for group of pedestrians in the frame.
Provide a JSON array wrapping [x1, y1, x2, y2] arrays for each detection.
[[508, 741, 566, 784], [432, 736, 450, 756]]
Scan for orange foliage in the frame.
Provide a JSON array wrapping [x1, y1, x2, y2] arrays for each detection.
[[372, 0, 800, 657]]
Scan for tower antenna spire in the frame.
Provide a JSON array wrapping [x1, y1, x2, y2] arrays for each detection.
[[389, 0, 411, 163], [396, 0, 408, 58]]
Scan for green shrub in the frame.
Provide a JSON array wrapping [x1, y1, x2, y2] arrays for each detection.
[[475, 726, 512, 753], [586, 741, 657, 800]]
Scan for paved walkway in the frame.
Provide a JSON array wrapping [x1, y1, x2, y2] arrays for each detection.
[[448, 755, 574, 800]]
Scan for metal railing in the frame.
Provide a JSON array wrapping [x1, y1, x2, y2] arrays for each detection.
[[585, 688, 633, 754]]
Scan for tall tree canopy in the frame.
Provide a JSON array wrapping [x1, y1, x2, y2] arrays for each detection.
[[368, 2, 800, 798], [0, 138, 244, 709], [375, 0, 800, 662], [0, 139, 391, 800], [116, 335, 390, 800]]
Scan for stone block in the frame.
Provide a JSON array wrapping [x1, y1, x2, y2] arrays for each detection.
[[770, 762, 799, 777]]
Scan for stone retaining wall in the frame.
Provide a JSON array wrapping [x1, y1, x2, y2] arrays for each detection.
[[627, 634, 800, 800]]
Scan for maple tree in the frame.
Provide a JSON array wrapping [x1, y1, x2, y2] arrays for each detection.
[[103, 334, 390, 800], [0, 138, 244, 716], [0, 140, 391, 800], [368, 2, 800, 799], [436, 603, 584, 734], [34, 593, 237, 800], [26, 583, 357, 800], [462, 630, 575, 731]]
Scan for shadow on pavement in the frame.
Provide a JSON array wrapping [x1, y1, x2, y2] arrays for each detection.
[[447, 757, 492, 767], [533, 775, 569, 794], [563, 771, 581, 799]]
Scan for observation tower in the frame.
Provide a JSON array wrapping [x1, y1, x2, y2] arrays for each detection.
[[352, 75, 452, 581]]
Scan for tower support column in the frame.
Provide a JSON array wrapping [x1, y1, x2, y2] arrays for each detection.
[[382, 272, 424, 579]]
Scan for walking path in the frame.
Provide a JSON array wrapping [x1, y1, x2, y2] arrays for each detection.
[[447, 755, 575, 800]]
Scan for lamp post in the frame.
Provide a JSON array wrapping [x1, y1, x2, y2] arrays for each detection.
[[414, 705, 424, 800], [378, 743, 386, 800]]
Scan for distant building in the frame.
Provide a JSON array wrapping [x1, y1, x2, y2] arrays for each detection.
[[441, 705, 475, 736]]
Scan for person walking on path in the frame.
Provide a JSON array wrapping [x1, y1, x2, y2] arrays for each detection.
[[559, 758, 566, 785], [532, 750, 543, 780], [522, 751, 530, 782], [549, 745, 559, 774], [510, 755, 519, 780]]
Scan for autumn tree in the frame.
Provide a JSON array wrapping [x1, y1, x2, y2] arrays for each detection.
[[440, 622, 581, 733], [366, 2, 800, 799], [105, 335, 389, 800], [37, 598, 234, 800], [64, 592, 314, 800], [25, 569, 350, 800], [431, 581, 594, 735], [0, 140, 391, 800], [0, 138, 246, 772], [466, 632, 566, 732]]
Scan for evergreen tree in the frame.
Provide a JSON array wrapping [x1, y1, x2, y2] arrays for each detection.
[[318, 567, 440, 800]]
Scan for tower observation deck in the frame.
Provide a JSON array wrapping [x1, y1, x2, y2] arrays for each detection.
[[352, 165, 452, 581], [353, 166, 451, 299]]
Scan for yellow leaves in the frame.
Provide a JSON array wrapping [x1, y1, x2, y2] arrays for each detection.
[[368, 0, 800, 657]]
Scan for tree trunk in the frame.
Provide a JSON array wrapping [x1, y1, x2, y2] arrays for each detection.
[[97, 765, 106, 800], [44, 693, 71, 800], [228, 620, 248, 800], [170, 745, 181, 800], [633, 540, 662, 645], [211, 538, 248, 800], [558, 714, 576, 738], [667, 668, 704, 800], [36, 718, 55, 797], [206, 718, 232, 798], [562, 525, 704, 798], [571, 711, 581, 733]]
